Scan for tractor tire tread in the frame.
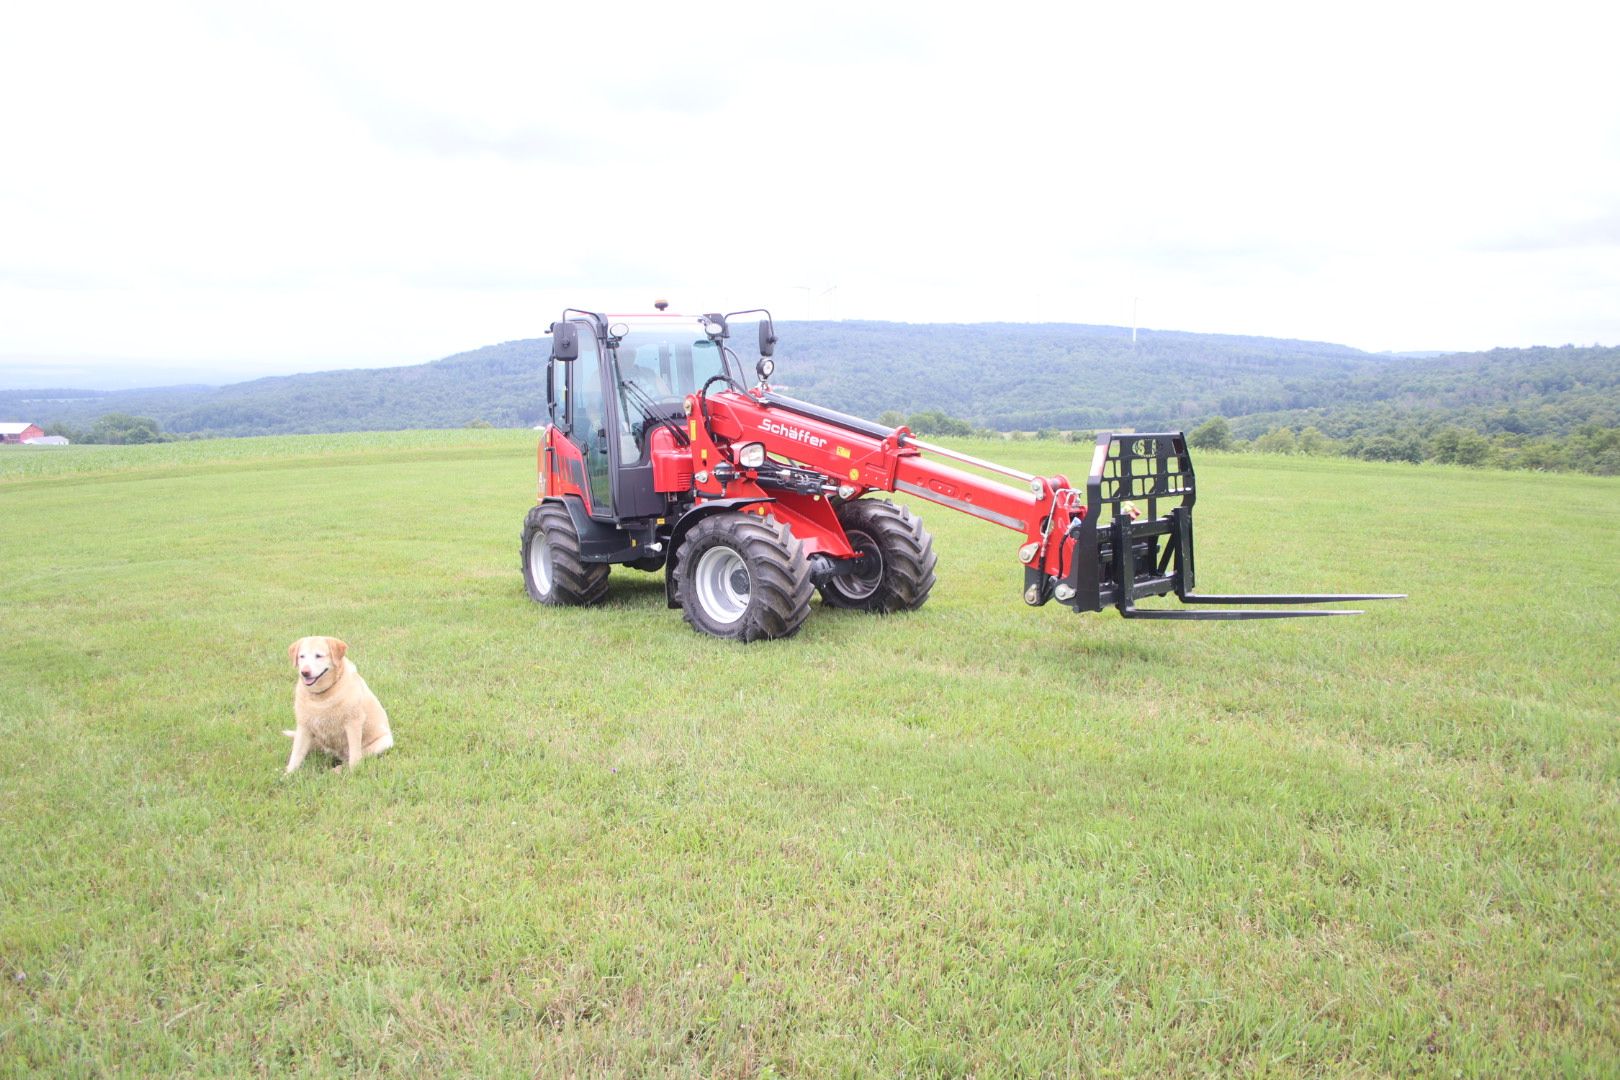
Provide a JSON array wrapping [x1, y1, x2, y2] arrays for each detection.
[[820, 498, 937, 613], [676, 512, 813, 641], [522, 502, 609, 606]]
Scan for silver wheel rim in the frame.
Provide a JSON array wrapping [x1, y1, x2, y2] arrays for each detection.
[[832, 528, 883, 600], [694, 545, 750, 624], [530, 531, 555, 595]]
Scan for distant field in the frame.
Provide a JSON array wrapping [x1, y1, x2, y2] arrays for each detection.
[[2, 431, 1617, 1075]]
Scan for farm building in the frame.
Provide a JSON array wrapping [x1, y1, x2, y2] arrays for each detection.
[[1, 422, 45, 444]]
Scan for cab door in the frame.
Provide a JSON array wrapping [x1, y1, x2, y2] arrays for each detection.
[[575, 327, 616, 517], [551, 321, 615, 518]]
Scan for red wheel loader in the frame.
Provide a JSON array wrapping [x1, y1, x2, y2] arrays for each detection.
[[521, 304, 1401, 641]]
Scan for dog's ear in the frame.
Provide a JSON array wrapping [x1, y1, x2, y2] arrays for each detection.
[[326, 637, 348, 664], [288, 639, 301, 664]]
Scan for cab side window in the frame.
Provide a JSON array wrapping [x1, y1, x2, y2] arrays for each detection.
[[573, 329, 605, 443]]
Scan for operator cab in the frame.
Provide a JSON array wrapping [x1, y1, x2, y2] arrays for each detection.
[[546, 306, 751, 521]]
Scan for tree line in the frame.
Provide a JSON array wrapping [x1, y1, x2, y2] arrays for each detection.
[[1187, 416, 1620, 474], [6, 324, 1615, 474], [881, 409, 1620, 476]]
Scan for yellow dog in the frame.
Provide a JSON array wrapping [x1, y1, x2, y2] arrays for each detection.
[[284, 636, 394, 773]]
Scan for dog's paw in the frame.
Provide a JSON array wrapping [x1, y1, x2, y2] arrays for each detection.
[[282, 730, 296, 738]]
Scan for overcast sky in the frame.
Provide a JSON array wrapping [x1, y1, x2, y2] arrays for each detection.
[[2, 1, 1617, 387]]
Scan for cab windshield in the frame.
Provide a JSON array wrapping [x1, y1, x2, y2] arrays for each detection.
[[612, 328, 736, 405]]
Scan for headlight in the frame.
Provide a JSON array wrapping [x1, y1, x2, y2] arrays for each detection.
[[736, 442, 765, 468]]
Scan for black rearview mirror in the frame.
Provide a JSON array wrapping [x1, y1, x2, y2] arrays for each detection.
[[552, 321, 580, 361], [758, 319, 776, 357]]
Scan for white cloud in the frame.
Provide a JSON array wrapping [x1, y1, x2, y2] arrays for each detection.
[[2, 0, 1617, 386]]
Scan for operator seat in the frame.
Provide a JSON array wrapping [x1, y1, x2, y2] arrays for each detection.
[[616, 352, 671, 461], [627, 363, 672, 398]]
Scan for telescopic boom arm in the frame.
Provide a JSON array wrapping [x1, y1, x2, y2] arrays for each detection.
[[684, 389, 1402, 619]]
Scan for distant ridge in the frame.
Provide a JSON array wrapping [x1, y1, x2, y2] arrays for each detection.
[[2, 323, 1615, 443]]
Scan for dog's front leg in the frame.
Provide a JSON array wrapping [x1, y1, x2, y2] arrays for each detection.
[[285, 727, 313, 774], [341, 723, 364, 772]]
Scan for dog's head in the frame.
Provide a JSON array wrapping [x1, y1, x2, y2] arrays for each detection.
[[288, 636, 347, 690]]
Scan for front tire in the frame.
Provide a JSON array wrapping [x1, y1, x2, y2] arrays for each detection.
[[521, 502, 609, 605], [676, 512, 813, 641], [819, 499, 937, 613]]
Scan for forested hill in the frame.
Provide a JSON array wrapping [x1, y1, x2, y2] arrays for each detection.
[[3, 339, 552, 437], [774, 323, 1380, 430], [4, 322, 1616, 443], [768, 325, 1618, 438], [1218, 344, 1620, 439]]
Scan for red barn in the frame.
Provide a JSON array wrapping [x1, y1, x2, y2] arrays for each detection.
[[1, 423, 45, 444]]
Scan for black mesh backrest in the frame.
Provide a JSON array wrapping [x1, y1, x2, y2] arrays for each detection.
[[1086, 432, 1197, 525]]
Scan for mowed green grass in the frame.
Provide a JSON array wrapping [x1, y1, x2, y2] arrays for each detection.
[[2, 431, 1616, 1076]]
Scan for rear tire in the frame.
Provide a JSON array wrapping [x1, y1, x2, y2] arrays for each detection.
[[676, 512, 813, 641], [819, 499, 937, 613], [521, 502, 609, 605]]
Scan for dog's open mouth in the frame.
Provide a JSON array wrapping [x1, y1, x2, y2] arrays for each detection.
[[301, 669, 328, 686]]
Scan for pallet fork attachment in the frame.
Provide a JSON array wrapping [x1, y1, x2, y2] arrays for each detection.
[[1062, 433, 1404, 621]]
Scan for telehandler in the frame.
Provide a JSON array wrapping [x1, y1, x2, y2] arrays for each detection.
[[521, 304, 1400, 640]]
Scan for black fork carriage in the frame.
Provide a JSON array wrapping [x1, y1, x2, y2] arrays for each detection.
[[1062, 432, 1405, 620]]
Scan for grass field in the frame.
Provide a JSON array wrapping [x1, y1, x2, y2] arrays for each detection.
[[2, 431, 1617, 1076]]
